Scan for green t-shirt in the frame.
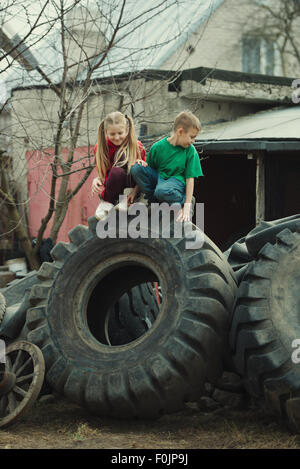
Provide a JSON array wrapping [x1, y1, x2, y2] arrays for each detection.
[[146, 137, 203, 185]]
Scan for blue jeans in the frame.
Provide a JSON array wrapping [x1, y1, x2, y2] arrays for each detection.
[[130, 163, 186, 205]]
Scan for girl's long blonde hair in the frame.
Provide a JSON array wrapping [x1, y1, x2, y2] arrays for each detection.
[[95, 111, 141, 181]]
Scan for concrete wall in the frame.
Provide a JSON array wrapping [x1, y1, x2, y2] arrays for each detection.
[[160, 0, 300, 78], [10, 74, 280, 153]]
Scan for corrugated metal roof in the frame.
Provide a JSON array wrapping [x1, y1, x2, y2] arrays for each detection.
[[196, 106, 300, 142], [4, 0, 224, 95]]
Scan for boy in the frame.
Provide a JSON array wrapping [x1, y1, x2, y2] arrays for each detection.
[[130, 110, 203, 221]]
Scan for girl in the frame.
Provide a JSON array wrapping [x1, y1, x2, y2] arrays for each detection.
[[91, 111, 146, 220]]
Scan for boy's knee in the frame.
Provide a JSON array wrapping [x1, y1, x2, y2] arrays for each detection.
[[154, 186, 183, 203], [154, 186, 173, 198], [130, 163, 142, 177]]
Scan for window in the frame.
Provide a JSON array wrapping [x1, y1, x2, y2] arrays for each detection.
[[242, 36, 276, 75]]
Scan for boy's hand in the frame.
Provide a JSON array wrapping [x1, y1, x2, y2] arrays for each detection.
[[91, 177, 104, 195], [136, 159, 148, 167], [176, 203, 192, 222]]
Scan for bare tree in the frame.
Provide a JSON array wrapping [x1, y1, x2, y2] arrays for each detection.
[[0, 0, 85, 73], [248, 0, 300, 77]]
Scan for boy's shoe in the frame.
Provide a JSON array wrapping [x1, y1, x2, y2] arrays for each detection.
[[124, 188, 148, 206], [115, 187, 141, 212], [123, 187, 133, 197], [135, 192, 148, 206], [114, 189, 149, 211], [95, 201, 114, 220], [115, 188, 131, 212], [115, 196, 128, 212]]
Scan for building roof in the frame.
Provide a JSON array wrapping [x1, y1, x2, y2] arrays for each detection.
[[3, 0, 224, 98], [197, 105, 300, 141], [195, 106, 300, 153]]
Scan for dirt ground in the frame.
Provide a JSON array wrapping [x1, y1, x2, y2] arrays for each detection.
[[1, 394, 300, 450]]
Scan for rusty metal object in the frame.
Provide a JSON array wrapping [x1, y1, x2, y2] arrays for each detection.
[[0, 340, 45, 429]]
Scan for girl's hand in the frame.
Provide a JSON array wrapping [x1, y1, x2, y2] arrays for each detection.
[[91, 177, 104, 195], [137, 159, 148, 167]]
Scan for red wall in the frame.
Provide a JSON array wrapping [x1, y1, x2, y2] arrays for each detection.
[[26, 146, 99, 243]]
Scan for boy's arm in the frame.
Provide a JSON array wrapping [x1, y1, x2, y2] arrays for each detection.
[[185, 177, 194, 204], [177, 178, 194, 222]]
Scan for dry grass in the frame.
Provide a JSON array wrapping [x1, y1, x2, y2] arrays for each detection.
[[1, 396, 300, 449]]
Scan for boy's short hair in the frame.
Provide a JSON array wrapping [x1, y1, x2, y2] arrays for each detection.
[[173, 110, 201, 132]]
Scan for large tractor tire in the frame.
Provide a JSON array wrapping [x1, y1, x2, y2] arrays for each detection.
[[0, 272, 40, 341], [26, 216, 237, 419], [104, 283, 159, 346], [225, 215, 300, 285], [229, 227, 300, 429]]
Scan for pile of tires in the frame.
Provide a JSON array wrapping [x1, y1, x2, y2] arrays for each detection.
[[2, 210, 300, 429], [226, 215, 300, 430], [24, 214, 237, 419]]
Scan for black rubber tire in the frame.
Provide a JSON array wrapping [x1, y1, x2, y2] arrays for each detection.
[[25, 216, 237, 419], [224, 237, 252, 286], [0, 272, 40, 340], [105, 283, 159, 346], [225, 215, 300, 285], [2, 271, 39, 307], [245, 215, 300, 259], [0, 292, 5, 326], [229, 228, 300, 430]]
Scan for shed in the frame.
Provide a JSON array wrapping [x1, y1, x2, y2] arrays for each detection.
[[194, 106, 300, 250]]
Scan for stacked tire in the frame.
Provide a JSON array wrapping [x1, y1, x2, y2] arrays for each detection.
[[4, 211, 300, 428], [227, 215, 300, 430], [25, 214, 237, 419], [0, 272, 40, 341]]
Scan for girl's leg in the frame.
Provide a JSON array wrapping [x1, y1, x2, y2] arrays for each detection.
[[103, 167, 128, 204], [154, 176, 186, 205], [130, 164, 158, 201]]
